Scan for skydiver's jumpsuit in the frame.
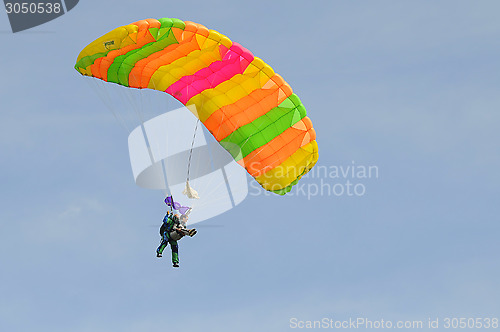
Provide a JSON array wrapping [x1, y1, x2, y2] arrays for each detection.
[[156, 213, 179, 265]]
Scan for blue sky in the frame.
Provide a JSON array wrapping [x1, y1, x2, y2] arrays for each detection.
[[1, 1, 499, 331]]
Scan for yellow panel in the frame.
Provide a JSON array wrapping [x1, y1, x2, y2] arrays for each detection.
[[203, 38, 220, 50], [258, 71, 272, 87], [255, 141, 318, 191], [80, 67, 93, 76], [129, 32, 138, 43], [148, 47, 222, 90], [76, 25, 138, 64], [261, 63, 275, 78], [239, 76, 262, 94], [206, 30, 222, 43], [182, 58, 268, 119], [226, 85, 247, 100], [210, 93, 232, 109], [243, 58, 264, 75], [121, 34, 137, 48], [195, 33, 207, 48], [219, 35, 232, 49]]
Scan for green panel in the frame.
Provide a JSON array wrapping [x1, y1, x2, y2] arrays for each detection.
[[107, 18, 184, 85], [106, 47, 144, 84], [220, 93, 306, 160], [109, 30, 179, 86], [74, 51, 109, 73], [270, 186, 288, 195], [158, 24, 180, 42], [279, 97, 295, 109], [149, 27, 159, 40], [157, 17, 186, 30], [158, 17, 174, 28], [170, 18, 186, 29]]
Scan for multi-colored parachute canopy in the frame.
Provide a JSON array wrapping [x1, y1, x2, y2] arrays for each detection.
[[75, 18, 318, 195]]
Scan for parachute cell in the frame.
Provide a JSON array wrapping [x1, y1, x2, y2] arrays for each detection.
[[75, 18, 318, 195]]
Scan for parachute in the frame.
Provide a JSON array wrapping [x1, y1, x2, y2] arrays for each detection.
[[75, 18, 318, 195]]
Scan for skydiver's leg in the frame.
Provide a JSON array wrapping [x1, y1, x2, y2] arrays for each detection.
[[169, 239, 179, 265], [157, 241, 167, 256], [157, 232, 170, 256]]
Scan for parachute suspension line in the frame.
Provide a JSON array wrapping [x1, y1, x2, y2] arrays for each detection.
[[186, 118, 200, 183], [181, 79, 203, 200], [84, 78, 130, 133], [183, 68, 224, 200], [119, 83, 140, 123], [161, 84, 171, 198], [147, 77, 171, 197], [183, 117, 201, 199]]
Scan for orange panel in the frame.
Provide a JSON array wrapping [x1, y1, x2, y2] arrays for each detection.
[[143, 18, 161, 29], [128, 42, 179, 88], [97, 33, 155, 82], [239, 119, 315, 177], [90, 57, 104, 78], [203, 74, 290, 140], [129, 25, 205, 88]]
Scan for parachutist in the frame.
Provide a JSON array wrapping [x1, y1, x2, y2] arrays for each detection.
[[156, 211, 196, 268]]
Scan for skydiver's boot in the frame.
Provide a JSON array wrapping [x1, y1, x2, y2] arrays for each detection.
[[173, 263, 179, 268], [156, 252, 162, 258]]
